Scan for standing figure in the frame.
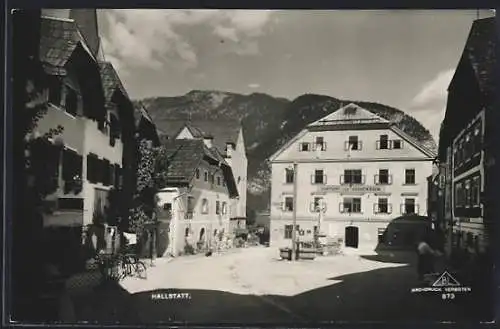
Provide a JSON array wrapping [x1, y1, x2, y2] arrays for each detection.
[[416, 233, 440, 282]]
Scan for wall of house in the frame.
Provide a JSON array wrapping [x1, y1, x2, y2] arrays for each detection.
[[82, 118, 123, 227], [270, 125, 434, 250], [275, 127, 427, 161]]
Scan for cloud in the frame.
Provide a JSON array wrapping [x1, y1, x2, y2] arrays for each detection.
[[248, 83, 260, 88], [101, 9, 276, 72], [405, 69, 455, 141], [411, 69, 455, 108]]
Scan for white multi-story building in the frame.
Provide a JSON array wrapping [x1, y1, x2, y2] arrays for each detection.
[[162, 120, 248, 228], [268, 103, 436, 250]]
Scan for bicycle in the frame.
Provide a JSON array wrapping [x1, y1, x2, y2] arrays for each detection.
[[120, 253, 147, 280]]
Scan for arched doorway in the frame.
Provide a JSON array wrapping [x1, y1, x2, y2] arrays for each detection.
[[345, 226, 359, 248]]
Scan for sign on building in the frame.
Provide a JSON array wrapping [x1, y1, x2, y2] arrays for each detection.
[[319, 185, 386, 193]]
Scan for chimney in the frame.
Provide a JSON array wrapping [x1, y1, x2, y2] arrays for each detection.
[[203, 135, 214, 148], [226, 142, 235, 158]]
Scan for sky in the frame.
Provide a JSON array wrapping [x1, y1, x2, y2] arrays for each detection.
[[97, 9, 495, 141]]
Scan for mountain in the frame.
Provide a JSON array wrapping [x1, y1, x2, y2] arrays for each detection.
[[135, 90, 437, 212]]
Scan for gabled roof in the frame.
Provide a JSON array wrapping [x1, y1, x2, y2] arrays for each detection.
[[98, 62, 130, 107], [39, 16, 81, 74], [134, 102, 154, 125], [161, 139, 239, 198], [162, 119, 242, 152], [308, 103, 390, 127], [389, 125, 437, 158], [463, 17, 496, 98]]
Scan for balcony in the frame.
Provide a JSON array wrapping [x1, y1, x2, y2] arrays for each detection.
[[312, 142, 327, 151], [373, 203, 393, 214], [374, 174, 393, 185]]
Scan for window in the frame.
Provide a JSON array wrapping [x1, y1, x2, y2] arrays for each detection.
[[311, 197, 324, 212], [379, 134, 389, 149], [48, 76, 62, 106], [185, 228, 190, 237], [454, 182, 463, 207], [314, 137, 326, 151], [109, 114, 120, 147], [65, 86, 78, 116], [300, 142, 310, 152], [473, 124, 481, 154], [285, 168, 294, 184], [376, 198, 389, 214], [284, 197, 294, 212], [312, 169, 325, 184], [346, 136, 360, 150], [405, 169, 416, 185], [163, 203, 172, 211], [186, 196, 195, 219], [284, 225, 299, 239], [471, 176, 480, 206], [211, 174, 215, 184], [342, 198, 361, 213], [392, 140, 402, 149], [201, 198, 209, 214], [377, 169, 390, 185], [343, 169, 363, 184], [465, 179, 471, 206], [216, 201, 221, 215], [217, 176, 221, 186], [403, 198, 416, 214], [204, 171, 208, 182], [196, 169, 200, 179]]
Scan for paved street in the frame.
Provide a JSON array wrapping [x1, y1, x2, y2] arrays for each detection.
[[91, 246, 490, 325]]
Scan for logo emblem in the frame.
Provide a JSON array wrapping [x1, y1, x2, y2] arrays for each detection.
[[432, 271, 460, 287]]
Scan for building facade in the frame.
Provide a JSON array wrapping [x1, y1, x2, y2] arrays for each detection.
[[161, 120, 248, 229], [156, 139, 239, 256], [269, 103, 436, 250], [437, 17, 496, 258]]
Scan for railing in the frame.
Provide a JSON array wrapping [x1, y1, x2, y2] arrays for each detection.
[[311, 175, 327, 184], [374, 174, 393, 185], [340, 174, 365, 185], [373, 203, 393, 214]]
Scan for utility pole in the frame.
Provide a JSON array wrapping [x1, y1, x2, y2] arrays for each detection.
[[292, 162, 298, 260]]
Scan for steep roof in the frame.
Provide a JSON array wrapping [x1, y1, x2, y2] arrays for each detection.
[[39, 16, 81, 75], [161, 119, 242, 152], [463, 17, 496, 98], [161, 139, 239, 197], [98, 62, 130, 107], [308, 103, 390, 127]]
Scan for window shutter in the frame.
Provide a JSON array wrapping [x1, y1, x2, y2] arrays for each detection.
[[109, 163, 115, 187], [340, 175, 344, 185], [388, 174, 393, 185], [114, 164, 120, 188], [339, 202, 344, 213], [373, 203, 378, 214], [361, 175, 366, 185]]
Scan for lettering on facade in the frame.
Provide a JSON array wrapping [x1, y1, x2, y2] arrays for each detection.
[[319, 185, 385, 193]]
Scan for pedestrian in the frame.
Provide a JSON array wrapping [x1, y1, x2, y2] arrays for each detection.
[[416, 233, 440, 282]]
